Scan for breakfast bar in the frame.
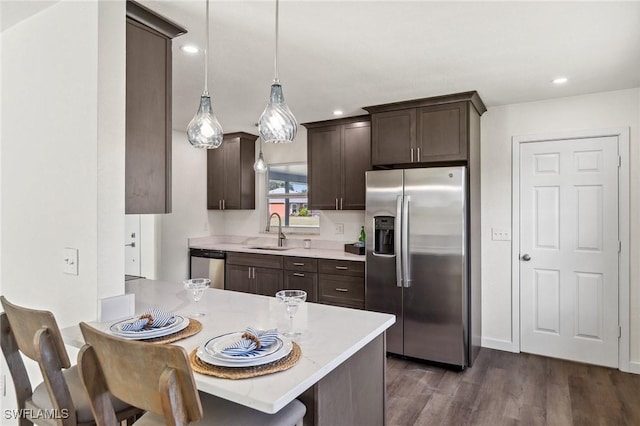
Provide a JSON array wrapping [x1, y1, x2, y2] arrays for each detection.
[[62, 279, 395, 425]]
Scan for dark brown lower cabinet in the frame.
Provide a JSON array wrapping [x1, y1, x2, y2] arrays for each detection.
[[284, 271, 318, 303], [225, 264, 254, 293], [224, 252, 363, 307], [255, 267, 284, 297], [317, 259, 365, 309], [225, 252, 283, 296], [318, 275, 364, 309]]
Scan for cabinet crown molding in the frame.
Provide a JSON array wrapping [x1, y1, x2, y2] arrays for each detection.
[[301, 115, 371, 130], [363, 91, 487, 116], [223, 132, 259, 142], [126, 0, 187, 39]]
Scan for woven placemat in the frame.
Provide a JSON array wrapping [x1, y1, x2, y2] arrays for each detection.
[[144, 318, 202, 344], [189, 342, 301, 379]]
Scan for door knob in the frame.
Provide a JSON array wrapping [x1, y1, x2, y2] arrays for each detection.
[[125, 242, 136, 248], [521, 254, 531, 261]]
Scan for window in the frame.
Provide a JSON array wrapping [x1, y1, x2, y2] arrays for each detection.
[[266, 163, 319, 229]]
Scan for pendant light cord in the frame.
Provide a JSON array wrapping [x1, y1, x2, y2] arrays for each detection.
[[274, 0, 279, 83], [204, 0, 210, 95]]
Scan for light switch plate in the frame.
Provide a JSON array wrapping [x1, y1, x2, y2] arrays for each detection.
[[335, 223, 344, 234], [63, 247, 78, 275], [491, 228, 511, 241]]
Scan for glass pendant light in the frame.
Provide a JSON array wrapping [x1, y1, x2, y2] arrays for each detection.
[[258, 0, 297, 144], [254, 139, 268, 173], [187, 0, 223, 149]]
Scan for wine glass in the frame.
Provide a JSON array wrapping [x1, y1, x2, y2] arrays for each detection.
[[183, 278, 211, 317], [275, 290, 307, 337]]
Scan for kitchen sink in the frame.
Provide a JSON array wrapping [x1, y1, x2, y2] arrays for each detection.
[[245, 245, 293, 251]]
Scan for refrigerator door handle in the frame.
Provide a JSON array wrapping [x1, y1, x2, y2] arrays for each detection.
[[402, 195, 411, 287], [395, 195, 403, 287], [372, 252, 395, 258]]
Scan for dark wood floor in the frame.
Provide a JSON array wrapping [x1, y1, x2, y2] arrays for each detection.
[[386, 348, 640, 425]]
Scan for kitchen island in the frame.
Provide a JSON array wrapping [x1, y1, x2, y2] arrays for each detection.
[[62, 279, 395, 425]]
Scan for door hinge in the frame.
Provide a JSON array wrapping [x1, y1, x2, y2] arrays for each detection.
[[618, 156, 622, 167], [619, 325, 622, 339], [619, 241, 622, 253]]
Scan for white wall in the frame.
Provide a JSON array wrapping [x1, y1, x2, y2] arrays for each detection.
[[158, 131, 212, 283], [1, 0, 125, 326], [97, 0, 126, 299], [481, 88, 640, 363]]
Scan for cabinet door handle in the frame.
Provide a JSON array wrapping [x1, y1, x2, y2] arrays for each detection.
[[293, 273, 305, 277], [335, 198, 338, 209], [248, 268, 251, 279], [219, 200, 222, 210], [417, 147, 421, 162], [411, 148, 414, 162], [222, 199, 225, 210], [293, 262, 305, 266], [335, 288, 349, 292], [252, 267, 256, 279], [335, 266, 348, 270], [340, 198, 343, 210]]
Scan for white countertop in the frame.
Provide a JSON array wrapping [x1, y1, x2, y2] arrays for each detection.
[[189, 242, 366, 262], [62, 279, 394, 414]]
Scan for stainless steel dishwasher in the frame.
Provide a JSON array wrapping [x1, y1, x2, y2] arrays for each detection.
[[189, 249, 225, 289]]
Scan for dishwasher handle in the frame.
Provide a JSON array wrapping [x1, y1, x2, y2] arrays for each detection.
[[189, 248, 226, 259]]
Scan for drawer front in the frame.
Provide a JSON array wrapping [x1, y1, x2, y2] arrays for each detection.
[[284, 271, 318, 303], [284, 257, 318, 273], [318, 259, 364, 277], [226, 252, 283, 269], [318, 274, 364, 308]]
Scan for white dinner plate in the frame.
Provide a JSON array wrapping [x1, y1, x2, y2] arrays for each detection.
[[109, 315, 189, 340], [204, 331, 283, 360], [196, 334, 292, 367]]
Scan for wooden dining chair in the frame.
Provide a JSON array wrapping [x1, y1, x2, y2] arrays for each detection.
[[78, 322, 307, 426], [0, 296, 142, 426]]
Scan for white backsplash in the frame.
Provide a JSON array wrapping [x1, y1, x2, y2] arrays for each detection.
[[205, 209, 365, 246]]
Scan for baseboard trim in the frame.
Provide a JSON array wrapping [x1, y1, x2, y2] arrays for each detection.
[[481, 337, 519, 353], [627, 361, 640, 375]]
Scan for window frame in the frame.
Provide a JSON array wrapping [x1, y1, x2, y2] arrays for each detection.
[[265, 162, 319, 231]]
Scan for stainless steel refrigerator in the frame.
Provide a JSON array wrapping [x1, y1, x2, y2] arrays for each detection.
[[365, 167, 480, 368]]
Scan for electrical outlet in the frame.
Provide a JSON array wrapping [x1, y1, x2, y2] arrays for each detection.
[[334, 223, 344, 234], [63, 248, 79, 275], [491, 228, 511, 241]]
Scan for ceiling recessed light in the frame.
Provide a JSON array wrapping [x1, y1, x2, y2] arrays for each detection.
[[552, 77, 568, 85], [180, 45, 200, 54], [333, 110, 344, 116]]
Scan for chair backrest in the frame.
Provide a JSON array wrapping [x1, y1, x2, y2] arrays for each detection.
[[1, 296, 70, 366], [78, 322, 203, 426], [0, 296, 77, 426]]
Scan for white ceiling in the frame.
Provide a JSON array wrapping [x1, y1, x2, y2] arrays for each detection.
[[5, 1, 640, 135]]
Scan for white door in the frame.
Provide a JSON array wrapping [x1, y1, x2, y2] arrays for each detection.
[[125, 215, 141, 276], [520, 136, 619, 367]]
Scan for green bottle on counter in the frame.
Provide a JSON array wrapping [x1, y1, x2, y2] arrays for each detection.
[[358, 226, 366, 246]]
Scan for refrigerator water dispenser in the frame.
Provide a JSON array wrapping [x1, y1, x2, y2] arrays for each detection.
[[374, 216, 395, 255]]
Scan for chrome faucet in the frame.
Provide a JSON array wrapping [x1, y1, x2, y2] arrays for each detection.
[[266, 212, 286, 247]]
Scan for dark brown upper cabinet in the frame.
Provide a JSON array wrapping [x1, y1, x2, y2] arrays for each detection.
[[364, 91, 486, 167], [125, 1, 186, 214], [303, 116, 371, 210], [207, 132, 257, 210]]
